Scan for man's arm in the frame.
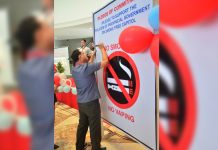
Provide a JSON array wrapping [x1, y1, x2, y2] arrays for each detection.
[[97, 43, 109, 68], [84, 43, 108, 75]]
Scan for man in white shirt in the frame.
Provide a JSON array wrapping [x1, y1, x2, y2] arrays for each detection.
[[78, 39, 91, 55]]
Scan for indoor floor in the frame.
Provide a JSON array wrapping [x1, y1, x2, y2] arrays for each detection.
[[54, 103, 147, 150]]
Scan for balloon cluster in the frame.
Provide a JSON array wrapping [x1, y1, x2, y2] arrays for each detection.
[[54, 73, 77, 95], [119, 5, 159, 66], [0, 91, 32, 135]]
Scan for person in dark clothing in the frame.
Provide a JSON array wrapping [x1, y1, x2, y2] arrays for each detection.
[[71, 43, 108, 150], [54, 66, 59, 149]]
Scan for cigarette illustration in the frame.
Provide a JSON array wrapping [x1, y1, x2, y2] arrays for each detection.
[[107, 84, 129, 94], [107, 77, 129, 86]]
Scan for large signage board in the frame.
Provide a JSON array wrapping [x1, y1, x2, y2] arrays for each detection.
[[93, 0, 157, 149]]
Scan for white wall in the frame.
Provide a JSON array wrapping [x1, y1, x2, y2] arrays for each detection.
[[54, 0, 112, 25], [0, 9, 16, 86]]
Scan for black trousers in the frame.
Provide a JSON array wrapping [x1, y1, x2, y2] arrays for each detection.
[[76, 99, 101, 150]]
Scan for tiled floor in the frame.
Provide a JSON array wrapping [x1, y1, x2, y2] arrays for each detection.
[[54, 103, 147, 150]]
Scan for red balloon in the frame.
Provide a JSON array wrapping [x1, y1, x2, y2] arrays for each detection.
[[161, 0, 218, 26], [54, 75, 60, 86], [150, 34, 159, 66], [119, 26, 154, 54], [69, 78, 76, 87], [12, 91, 28, 116], [2, 91, 28, 116], [66, 80, 71, 86]]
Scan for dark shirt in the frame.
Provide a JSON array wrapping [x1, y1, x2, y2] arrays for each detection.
[[72, 62, 101, 103]]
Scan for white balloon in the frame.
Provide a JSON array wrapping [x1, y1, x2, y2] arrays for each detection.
[[59, 73, 66, 80], [54, 72, 59, 77], [58, 86, 64, 92], [60, 79, 66, 86], [16, 116, 32, 135], [0, 111, 15, 130], [72, 87, 77, 95]]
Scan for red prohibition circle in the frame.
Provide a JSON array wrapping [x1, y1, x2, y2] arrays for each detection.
[[103, 51, 140, 109], [160, 28, 197, 150]]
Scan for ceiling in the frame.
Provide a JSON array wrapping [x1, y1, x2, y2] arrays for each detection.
[[55, 22, 93, 40], [54, 0, 112, 40]]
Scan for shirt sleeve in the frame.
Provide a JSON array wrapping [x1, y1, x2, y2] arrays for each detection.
[[84, 62, 101, 75]]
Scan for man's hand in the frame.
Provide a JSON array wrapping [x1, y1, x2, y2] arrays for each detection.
[[97, 43, 109, 68], [97, 43, 105, 50]]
